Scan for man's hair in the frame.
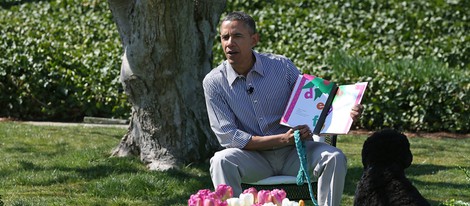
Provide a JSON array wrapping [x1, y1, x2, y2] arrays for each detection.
[[222, 11, 257, 34]]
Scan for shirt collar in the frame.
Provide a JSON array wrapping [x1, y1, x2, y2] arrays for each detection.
[[226, 50, 265, 85]]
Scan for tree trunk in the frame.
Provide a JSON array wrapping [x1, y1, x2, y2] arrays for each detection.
[[108, 0, 226, 171]]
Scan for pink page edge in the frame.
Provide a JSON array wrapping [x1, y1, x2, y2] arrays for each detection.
[[281, 76, 309, 123]]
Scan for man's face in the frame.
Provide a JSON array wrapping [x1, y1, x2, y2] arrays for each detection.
[[219, 20, 259, 67]]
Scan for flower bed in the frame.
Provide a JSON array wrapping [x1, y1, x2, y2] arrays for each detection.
[[188, 184, 305, 206]]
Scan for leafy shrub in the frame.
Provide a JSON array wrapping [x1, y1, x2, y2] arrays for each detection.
[[0, 0, 129, 121], [217, 0, 470, 70], [442, 199, 470, 206]]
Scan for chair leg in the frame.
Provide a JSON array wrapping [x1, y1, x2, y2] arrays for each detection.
[[331, 135, 337, 147]]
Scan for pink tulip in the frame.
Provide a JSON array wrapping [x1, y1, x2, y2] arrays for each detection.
[[203, 192, 225, 206], [203, 197, 218, 206], [257, 190, 272, 204], [218, 200, 228, 206], [207, 192, 220, 201], [270, 189, 286, 206], [215, 184, 233, 201], [188, 194, 203, 206], [242, 187, 258, 203], [197, 189, 212, 199], [188, 189, 212, 206]]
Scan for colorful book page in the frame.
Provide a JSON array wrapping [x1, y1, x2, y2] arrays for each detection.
[[320, 82, 368, 134], [280, 74, 335, 132]]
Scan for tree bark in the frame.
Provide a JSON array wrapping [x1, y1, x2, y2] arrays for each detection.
[[108, 0, 226, 171]]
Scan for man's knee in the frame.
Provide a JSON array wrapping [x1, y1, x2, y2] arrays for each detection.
[[210, 148, 241, 171], [333, 149, 347, 164], [327, 148, 348, 170]]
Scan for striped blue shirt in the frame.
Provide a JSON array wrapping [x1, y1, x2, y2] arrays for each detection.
[[203, 51, 300, 148]]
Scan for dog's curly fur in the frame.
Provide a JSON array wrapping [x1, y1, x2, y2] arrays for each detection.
[[354, 129, 430, 206]]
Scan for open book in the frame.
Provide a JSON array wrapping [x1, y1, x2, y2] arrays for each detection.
[[280, 74, 367, 135]]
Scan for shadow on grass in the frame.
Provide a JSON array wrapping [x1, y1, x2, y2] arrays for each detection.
[[11, 157, 142, 186], [89, 130, 125, 140], [344, 164, 470, 204], [157, 164, 213, 205], [3, 143, 71, 158]]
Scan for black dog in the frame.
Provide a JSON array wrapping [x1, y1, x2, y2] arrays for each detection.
[[354, 129, 430, 206]]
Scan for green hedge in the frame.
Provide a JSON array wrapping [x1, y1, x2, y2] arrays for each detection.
[[0, 0, 129, 121], [217, 0, 470, 69], [0, 0, 468, 132]]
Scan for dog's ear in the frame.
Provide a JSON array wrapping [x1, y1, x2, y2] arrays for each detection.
[[388, 129, 413, 168], [361, 137, 370, 167], [361, 134, 377, 168], [397, 132, 413, 168]]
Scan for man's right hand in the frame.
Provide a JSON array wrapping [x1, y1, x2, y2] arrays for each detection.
[[244, 125, 312, 151]]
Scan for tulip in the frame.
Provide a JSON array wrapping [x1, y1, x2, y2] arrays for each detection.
[[188, 194, 203, 206], [203, 194, 227, 206], [208, 192, 220, 201], [270, 189, 286, 206], [196, 189, 212, 199], [226, 198, 240, 206], [281, 198, 291, 206], [203, 197, 218, 206], [218, 200, 228, 206], [281, 198, 300, 206], [257, 190, 272, 204], [189, 189, 212, 206], [242, 187, 258, 203], [215, 184, 233, 201], [239, 193, 255, 206]]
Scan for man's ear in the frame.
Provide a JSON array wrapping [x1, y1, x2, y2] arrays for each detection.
[[251, 33, 259, 48]]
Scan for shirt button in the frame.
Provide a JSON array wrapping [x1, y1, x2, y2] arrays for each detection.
[[254, 100, 258, 104]]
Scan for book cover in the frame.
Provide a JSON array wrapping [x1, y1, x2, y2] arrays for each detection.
[[280, 74, 367, 135]]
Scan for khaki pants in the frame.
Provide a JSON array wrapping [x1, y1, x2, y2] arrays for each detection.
[[210, 141, 347, 206]]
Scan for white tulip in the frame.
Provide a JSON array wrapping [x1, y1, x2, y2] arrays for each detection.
[[282, 198, 292, 206], [226, 198, 239, 206], [281, 198, 301, 206], [239, 193, 254, 206]]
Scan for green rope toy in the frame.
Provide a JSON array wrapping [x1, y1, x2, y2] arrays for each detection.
[[294, 130, 319, 206]]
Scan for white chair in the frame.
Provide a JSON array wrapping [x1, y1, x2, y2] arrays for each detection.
[[240, 135, 337, 200]]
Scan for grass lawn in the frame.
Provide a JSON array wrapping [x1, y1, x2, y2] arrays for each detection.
[[0, 122, 469, 205]]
